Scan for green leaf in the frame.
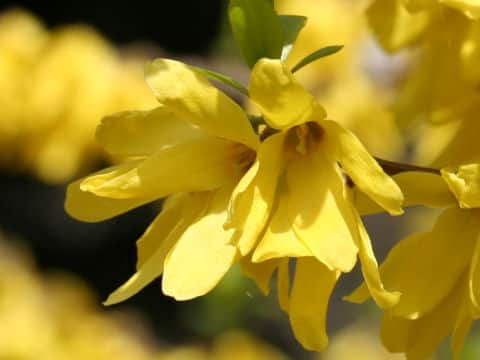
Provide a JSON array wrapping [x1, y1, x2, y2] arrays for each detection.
[[190, 66, 249, 96], [291, 45, 344, 73], [279, 15, 307, 61], [229, 0, 284, 68]]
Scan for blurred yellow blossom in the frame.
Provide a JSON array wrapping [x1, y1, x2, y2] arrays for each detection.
[[0, 234, 157, 360], [0, 8, 156, 183]]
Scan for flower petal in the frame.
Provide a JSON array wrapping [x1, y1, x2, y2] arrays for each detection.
[[65, 166, 157, 223], [81, 138, 243, 199], [103, 192, 209, 305], [252, 190, 312, 262], [287, 149, 358, 272], [136, 194, 186, 269], [381, 208, 476, 319], [162, 186, 239, 300], [381, 276, 468, 360], [249, 58, 325, 130], [468, 228, 480, 315], [344, 199, 401, 309], [289, 258, 339, 352], [145, 59, 258, 150], [96, 107, 204, 157], [355, 171, 456, 216], [323, 120, 404, 215], [227, 132, 285, 256], [277, 258, 291, 312], [442, 164, 480, 209], [239, 257, 279, 295]]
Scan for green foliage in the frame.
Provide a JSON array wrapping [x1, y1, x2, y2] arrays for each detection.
[[229, 0, 284, 68], [291, 45, 344, 73], [190, 65, 249, 96]]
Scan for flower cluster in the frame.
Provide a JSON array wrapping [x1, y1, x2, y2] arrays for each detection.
[[65, 0, 480, 358]]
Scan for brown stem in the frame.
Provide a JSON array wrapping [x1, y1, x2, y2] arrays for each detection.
[[375, 157, 441, 176]]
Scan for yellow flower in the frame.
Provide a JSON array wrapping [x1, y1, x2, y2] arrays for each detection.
[[66, 59, 259, 303], [350, 165, 480, 359], [226, 58, 404, 351]]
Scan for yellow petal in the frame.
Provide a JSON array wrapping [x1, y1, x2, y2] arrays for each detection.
[[225, 160, 259, 229], [381, 276, 468, 360], [145, 59, 258, 150], [81, 138, 242, 199], [468, 227, 480, 314], [287, 149, 358, 272], [344, 200, 401, 309], [442, 164, 480, 208], [441, 0, 480, 19], [323, 120, 404, 215], [289, 258, 339, 352], [381, 208, 476, 319], [252, 190, 312, 262], [65, 168, 157, 222], [136, 194, 186, 269], [228, 133, 286, 256], [162, 185, 239, 300], [96, 107, 204, 156], [355, 171, 456, 216], [249, 58, 325, 130], [277, 258, 291, 312], [104, 192, 209, 305], [367, 0, 429, 52], [239, 257, 279, 295]]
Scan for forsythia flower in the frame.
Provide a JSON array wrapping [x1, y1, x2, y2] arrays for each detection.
[[350, 165, 480, 359], [66, 58, 259, 303], [226, 58, 404, 351]]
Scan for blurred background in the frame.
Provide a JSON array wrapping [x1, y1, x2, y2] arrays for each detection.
[[0, 0, 478, 358]]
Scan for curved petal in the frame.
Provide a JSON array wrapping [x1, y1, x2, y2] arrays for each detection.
[[226, 132, 286, 256], [380, 208, 475, 319], [162, 185, 239, 300], [468, 228, 480, 314], [136, 194, 186, 269], [277, 258, 291, 312], [249, 58, 325, 130], [145, 59, 258, 150], [442, 164, 480, 209], [381, 277, 468, 360], [81, 138, 244, 199], [96, 107, 205, 157], [355, 171, 456, 216], [65, 166, 157, 223], [239, 257, 279, 295], [103, 192, 209, 305], [323, 120, 404, 215], [289, 258, 339, 352], [344, 200, 401, 309], [287, 149, 358, 273], [252, 190, 312, 262]]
